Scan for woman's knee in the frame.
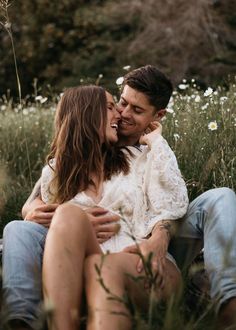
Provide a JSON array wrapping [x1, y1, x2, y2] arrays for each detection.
[[51, 203, 88, 230], [159, 259, 182, 300]]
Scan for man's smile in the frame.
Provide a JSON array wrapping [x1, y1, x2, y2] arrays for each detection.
[[119, 119, 134, 127]]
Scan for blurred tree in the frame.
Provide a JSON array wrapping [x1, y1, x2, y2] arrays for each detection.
[[111, 0, 236, 84], [0, 0, 235, 96]]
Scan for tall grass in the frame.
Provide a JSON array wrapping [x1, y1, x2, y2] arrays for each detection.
[[0, 80, 235, 228], [165, 81, 236, 200], [0, 96, 55, 228], [0, 80, 235, 329]]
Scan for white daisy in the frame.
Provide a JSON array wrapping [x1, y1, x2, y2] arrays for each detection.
[[116, 77, 124, 85], [208, 121, 218, 131], [204, 87, 213, 97]]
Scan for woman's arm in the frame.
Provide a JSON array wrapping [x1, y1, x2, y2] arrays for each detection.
[[22, 178, 42, 218]]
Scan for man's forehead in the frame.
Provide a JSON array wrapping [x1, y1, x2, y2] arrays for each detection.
[[121, 85, 151, 107]]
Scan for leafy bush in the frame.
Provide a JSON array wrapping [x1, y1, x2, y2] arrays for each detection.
[[1, 0, 236, 96]]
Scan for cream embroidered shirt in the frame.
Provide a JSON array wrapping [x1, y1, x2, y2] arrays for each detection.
[[41, 134, 189, 253]]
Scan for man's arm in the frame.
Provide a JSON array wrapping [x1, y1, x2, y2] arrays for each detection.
[[123, 219, 179, 285], [22, 178, 120, 237]]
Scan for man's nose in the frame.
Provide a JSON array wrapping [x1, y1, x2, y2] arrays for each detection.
[[120, 105, 131, 118]]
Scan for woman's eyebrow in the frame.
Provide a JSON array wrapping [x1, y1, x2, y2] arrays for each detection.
[[107, 101, 115, 106]]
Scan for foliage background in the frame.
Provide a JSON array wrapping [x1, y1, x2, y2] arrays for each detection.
[[0, 0, 236, 97]]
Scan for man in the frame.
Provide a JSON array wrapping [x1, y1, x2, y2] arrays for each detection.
[[2, 65, 236, 329]]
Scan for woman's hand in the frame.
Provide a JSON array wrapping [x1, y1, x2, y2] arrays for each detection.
[[139, 121, 162, 146]]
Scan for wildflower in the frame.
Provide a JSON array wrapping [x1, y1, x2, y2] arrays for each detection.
[[208, 121, 218, 131], [173, 133, 180, 141], [220, 96, 227, 103], [23, 109, 29, 115], [123, 65, 131, 71], [98, 74, 103, 78], [41, 97, 48, 104], [29, 106, 36, 113], [204, 87, 213, 97], [178, 84, 188, 90], [35, 95, 47, 103], [116, 77, 124, 85], [201, 103, 209, 110], [195, 95, 201, 103], [35, 95, 43, 101]]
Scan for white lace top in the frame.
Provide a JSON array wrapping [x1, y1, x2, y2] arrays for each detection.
[[41, 134, 188, 253]]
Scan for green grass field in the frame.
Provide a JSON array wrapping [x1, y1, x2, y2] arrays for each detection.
[[0, 81, 235, 329], [1, 81, 235, 227]]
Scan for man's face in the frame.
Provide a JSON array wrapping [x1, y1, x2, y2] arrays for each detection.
[[117, 85, 158, 140]]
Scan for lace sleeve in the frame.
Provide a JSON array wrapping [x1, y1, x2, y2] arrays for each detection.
[[142, 134, 189, 236], [41, 163, 55, 204]]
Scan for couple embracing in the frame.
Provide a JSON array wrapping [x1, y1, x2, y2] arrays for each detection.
[[2, 65, 236, 330]]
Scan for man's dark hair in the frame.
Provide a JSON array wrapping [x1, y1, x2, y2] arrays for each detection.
[[123, 65, 173, 111]]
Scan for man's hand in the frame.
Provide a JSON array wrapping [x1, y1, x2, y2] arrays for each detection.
[[24, 200, 58, 228], [85, 207, 120, 243], [123, 227, 169, 287]]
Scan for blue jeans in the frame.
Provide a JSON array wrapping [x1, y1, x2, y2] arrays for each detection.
[[2, 188, 236, 326], [169, 187, 236, 309], [2, 221, 48, 328]]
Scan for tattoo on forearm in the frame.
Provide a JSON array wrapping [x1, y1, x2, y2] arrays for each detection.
[[152, 220, 177, 240]]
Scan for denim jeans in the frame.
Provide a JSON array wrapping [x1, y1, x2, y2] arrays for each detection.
[[2, 221, 48, 328], [169, 187, 236, 309], [2, 187, 236, 326]]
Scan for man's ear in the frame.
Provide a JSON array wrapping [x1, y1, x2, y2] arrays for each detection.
[[154, 109, 166, 121]]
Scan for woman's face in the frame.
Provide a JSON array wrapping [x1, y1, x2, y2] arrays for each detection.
[[105, 91, 120, 143]]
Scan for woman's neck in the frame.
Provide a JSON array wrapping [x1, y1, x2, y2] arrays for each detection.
[[84, 173, 104, 204]]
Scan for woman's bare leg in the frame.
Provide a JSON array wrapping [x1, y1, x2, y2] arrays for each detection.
[[43, 203, 101, 330], [85, 252, 181, 330]]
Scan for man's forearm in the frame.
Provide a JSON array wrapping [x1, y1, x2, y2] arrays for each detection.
[[152, 220, 179, 241], [22, 178, 42, 218]]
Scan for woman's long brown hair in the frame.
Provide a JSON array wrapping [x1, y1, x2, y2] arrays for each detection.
[[46, 85, 130, 203]]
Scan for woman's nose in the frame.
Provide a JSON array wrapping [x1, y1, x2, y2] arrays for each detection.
[[115, 107, 121, 119]]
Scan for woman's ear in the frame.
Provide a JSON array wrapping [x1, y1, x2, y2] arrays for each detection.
[[154, 109, 166, 121]]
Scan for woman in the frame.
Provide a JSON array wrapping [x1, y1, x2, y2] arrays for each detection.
[[41, 85, 188, 330]]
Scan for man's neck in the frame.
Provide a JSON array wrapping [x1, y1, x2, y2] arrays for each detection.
[[117, 134, 141, 147]]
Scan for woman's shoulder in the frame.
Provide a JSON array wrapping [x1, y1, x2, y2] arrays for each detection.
[[42, 159, 56, 178]]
